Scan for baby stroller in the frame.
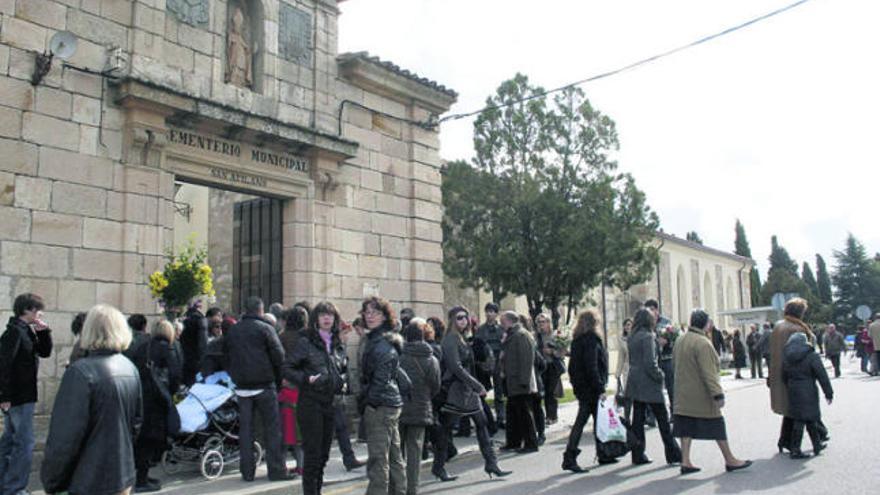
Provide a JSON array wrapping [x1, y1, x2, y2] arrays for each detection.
[[161, 372, 264, 480]]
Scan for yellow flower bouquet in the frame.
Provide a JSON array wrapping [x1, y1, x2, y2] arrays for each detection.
[[148, 240, 215, 315]]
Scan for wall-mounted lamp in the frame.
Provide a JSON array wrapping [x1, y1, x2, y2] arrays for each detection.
[[31, 31, 78, 86]]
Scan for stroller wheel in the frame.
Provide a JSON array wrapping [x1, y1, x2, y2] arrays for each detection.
[[201, 449, 225, 480], [161, 450, 182, 475], [253, 441, 264, 467]]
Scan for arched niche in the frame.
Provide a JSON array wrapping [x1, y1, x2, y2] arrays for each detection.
[[225, 0, 265, 93], [676, 265, 688, 325], [704, 271, 715, 321]]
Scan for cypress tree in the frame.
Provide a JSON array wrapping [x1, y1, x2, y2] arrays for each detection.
[[815, 254, 833, 305]]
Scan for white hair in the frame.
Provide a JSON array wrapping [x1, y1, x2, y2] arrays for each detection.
[[80, 304, 132, 352]]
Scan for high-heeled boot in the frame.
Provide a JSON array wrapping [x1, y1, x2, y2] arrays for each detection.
[[562, 449, 588, 473]]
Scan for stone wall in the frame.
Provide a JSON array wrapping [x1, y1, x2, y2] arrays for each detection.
[[0, 0, 454, 479]]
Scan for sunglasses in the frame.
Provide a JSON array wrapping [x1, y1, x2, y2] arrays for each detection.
[[456, 314, 469, 321]]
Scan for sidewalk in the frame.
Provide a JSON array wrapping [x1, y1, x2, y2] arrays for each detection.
[[30, 374, 762, 495]]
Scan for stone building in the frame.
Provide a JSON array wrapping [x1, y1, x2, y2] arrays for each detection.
[[0, 0, 454, 458]]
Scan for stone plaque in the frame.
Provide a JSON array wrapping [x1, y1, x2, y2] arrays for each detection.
[[279, 3, 312, 66], [167, 0, 210, 28]]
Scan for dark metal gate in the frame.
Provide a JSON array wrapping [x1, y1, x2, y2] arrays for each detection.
[[232, 197, 283, 313]]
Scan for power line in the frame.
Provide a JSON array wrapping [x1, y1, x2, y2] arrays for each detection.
[[437, 0, 813, 125]]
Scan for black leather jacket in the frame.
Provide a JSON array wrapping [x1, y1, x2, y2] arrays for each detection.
[[360, 327, 410, 408], [283, 329, 345, 404], [41, 351, 143, 495], [180, 308, 208, 385], [223, 315, 285, 390]]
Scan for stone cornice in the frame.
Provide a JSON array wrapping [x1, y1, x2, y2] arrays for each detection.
[[337, 52, 458, 114], [112, 77, 359, 162], [657, 231, 755, 267]]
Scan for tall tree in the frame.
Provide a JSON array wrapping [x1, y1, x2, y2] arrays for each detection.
[[760, 236, 807, 305], [832, 234, 880, 330], [686, 231, 703, 244], [734, 219, 762, 306], [815, 254, 833, 305], [802, 262, 819, 296], [442, 74, 659, 327]]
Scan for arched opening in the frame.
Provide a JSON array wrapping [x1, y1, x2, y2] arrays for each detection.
[[704, 271, 715, 321], [676, 265, 688, 326]]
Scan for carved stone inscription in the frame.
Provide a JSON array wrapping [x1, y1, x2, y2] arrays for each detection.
[[167, 0, 210, 28], [167, 128, 311, 175], [279, 3, 312, 66]]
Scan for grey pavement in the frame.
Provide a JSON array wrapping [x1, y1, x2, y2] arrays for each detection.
[[32, 355, 875, 494]]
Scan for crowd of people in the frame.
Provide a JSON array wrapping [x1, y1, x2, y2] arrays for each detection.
[[0, 290, 860, 495]]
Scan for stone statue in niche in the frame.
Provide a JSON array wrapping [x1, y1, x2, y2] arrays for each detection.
[[225, 4, 253, 88]]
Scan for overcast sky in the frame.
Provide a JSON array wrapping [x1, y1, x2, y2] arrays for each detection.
[[338, 0, 880, 278]]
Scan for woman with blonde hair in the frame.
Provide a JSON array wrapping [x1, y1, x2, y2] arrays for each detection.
[[42, 304, 143, 495], [562, 309, 608, 472], [130, 319, 181, 492]]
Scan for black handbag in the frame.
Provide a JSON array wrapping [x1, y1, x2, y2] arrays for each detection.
[[596, 416, 635, 461]]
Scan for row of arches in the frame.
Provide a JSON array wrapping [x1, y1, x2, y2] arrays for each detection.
[[674, 264, 739, 327]]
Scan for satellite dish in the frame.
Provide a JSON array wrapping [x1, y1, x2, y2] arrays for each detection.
[[49, 31, 78, 61]]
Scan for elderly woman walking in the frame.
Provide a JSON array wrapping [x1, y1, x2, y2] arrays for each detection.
[[673, 310, 751, 474], [767, 298, 815, 453], [783, 332, 833, 458], [625, 308, 681, 466], [41, 304, 143, 495]]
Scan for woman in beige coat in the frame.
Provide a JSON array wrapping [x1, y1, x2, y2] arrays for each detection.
[[672, 309, 751, 474]]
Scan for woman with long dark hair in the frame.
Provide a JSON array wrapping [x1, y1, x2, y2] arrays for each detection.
[[625, 308, 681, 466], [562, 309, 608, 473], [284, 302, 345, 495], [433, 306, 510, 481]]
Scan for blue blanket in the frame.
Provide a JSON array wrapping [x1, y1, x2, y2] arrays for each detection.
[[176, 372, 236, 433]]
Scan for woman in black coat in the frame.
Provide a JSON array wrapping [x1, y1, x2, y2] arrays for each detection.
[[283, 302, 345, 495], [562, 309, 608, 473], [782, 332, 833, 458], [732, 330, 747, 379], [132, 319, 181, 493]]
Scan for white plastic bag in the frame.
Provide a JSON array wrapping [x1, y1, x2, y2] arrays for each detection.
[[596, 397, 628, 443]]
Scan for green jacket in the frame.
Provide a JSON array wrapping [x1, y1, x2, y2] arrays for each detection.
[[672, 327, 724, 419], [502, 325, 537, 397]]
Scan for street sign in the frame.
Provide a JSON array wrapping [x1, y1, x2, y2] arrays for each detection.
[[856, 305, 872, 321]]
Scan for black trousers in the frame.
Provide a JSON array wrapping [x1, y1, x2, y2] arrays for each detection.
[[333, 402, 357, 466], [749, 351, 764, 378], [457, 396, 497, 436], [565, 394, 600, 455], [828, 354, 841, 378], [238, 388, 286, 480], [134, 438, 163, 484], [506, 394, 538, 449], [298, 396, 335, 495], [659, 359, 675, 414], [543, 371, 560, 421], [433, 408, 496, 471], [791, 420, 822, 453], [531, 393, 545, 438], [631, 400, 680, 463]]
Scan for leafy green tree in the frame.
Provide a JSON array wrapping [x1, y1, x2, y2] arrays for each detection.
[[815, 254, 833, 305], [832, 234, 880, 330], [760, 236, 808, 305], [686, 231, 703, 244], [442, 74, 658, 327], [734, 219, 762, 306], [800, 261, 831, 324]]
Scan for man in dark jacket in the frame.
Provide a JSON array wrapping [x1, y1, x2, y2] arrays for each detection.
[[123, 313, 150, 362], [224, 296, 291, 482], [0, 293, 52, 495], [500, 311, 539, 453], [180, 300, 208, 386], [476, 302, 506, 427], [823, 324, 846, 378]]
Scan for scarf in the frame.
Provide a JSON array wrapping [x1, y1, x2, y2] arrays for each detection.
[[783, 315, 816, 343]]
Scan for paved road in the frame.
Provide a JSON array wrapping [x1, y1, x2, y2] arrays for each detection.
[[336, 357, 877, 495]]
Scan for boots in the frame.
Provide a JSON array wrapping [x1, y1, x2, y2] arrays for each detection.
[[562, 449, 588, 473]]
